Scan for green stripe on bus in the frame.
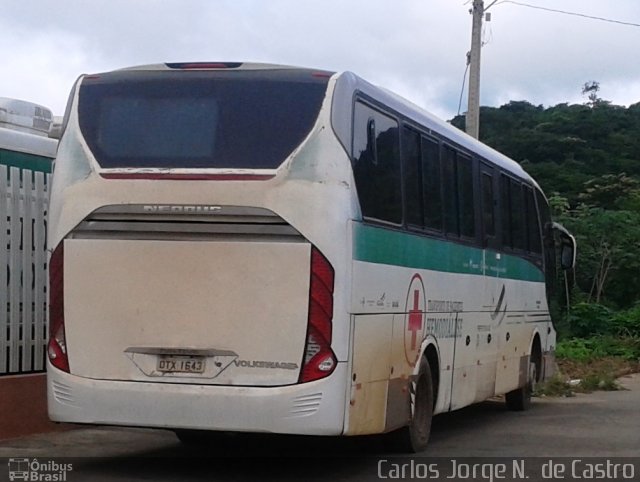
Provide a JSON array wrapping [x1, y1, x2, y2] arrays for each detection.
[[0, 149, 53, 173], [353, 223, 544, 282]]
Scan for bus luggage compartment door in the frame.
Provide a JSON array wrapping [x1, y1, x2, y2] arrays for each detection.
[[61, 238, 311, 386]]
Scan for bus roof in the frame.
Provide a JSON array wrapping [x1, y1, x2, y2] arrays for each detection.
[[111, 62, 333, 74], [0, 97, 53, 136], [80, 62, 537, 189]]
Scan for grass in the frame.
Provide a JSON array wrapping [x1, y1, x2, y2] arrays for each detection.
[[535, 368, 622, 397], [536, 304, 640, 396], [534, 373, 575, 397], [535, 340, 640, 397], [556, 336, 640, 362]]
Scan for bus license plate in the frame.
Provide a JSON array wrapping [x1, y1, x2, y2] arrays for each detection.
[[157, 356, 205, 374]]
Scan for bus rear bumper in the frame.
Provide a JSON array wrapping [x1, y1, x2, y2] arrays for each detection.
[[47, 361, 347, 436]]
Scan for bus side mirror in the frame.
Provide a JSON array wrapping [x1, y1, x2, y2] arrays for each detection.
[[552, 222, 576, 270]]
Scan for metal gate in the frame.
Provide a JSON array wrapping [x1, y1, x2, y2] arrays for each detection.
[[1, 164, 50, 374]]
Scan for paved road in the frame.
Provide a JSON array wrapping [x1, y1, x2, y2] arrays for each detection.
[[1, 374, 638, 481]]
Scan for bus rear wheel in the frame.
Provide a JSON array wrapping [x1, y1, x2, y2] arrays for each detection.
[[388, 357, 434, 453]]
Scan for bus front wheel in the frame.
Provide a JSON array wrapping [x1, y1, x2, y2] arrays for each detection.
[[505, 360, 537, 411]]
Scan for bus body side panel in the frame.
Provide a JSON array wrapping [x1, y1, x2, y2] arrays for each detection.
[[346, 314, 393, 435], [346, 258, 462, 435], [345, 222, 550, 434], [492, 278, 550, 397]]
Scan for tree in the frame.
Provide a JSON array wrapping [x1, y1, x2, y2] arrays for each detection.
[[579, 173, 640, 210], [562, 206, 640, 307], [547, 192, 570, 217], [582, 81, 609, 107]]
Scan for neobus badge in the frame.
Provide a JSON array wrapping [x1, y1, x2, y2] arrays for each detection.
[[142, 205, 223, 214]]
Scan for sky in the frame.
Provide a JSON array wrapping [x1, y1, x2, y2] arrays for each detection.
[[1, 0, 639, 120]]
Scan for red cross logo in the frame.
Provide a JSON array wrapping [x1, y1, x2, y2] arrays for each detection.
[[408, 289, 423, 351], [404, 273, 426, 367]]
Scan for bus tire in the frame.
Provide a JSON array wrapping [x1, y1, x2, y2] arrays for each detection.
[[505, 360, 537, 411], [388, 357, 434, 453]]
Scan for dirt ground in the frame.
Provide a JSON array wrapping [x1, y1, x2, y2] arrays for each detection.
[[557, 356, 640, 383], [558, 356, 640, 379]]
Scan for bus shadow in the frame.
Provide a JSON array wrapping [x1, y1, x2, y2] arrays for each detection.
[[430, 398, 510, 442], [72, 399, 529, 480]]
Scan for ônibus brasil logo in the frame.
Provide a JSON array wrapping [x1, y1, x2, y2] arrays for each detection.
[[7, 458, 72, 481]]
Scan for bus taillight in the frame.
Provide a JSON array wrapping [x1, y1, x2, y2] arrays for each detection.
[[48, 243, 70, 373], [299, 247, 336, 383]]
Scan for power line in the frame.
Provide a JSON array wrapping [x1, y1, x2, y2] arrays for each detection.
[[457, 61, 470, 117], [497, 1, 640, 28]]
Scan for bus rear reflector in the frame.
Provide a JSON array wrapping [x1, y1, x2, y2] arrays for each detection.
[[99, 173, 275, 181], [165, 62, 243, 69], [48, 244, 70, 373], [299, 247, 336, 383]]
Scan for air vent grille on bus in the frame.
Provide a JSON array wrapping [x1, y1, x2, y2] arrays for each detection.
[[70, 205, 303, 241]]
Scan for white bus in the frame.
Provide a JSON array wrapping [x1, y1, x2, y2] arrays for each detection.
[[1, 98, 57, 376], [0, 97, 56, 172], [47, 62, 575, 452]]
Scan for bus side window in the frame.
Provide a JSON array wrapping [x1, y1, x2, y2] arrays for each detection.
[[510, 180, 526, 251], [367, 118, 378, 164], [481, 167, 495, 245], [352, 101, 401, 224], [525, 186, 542, 254], [442, 145, 458, 236], [402, 127, 423, 228], [442, 146, 474, 239], [457, 153, 474, 239], [500, 174, 512, 249], [422, 137, 442, 232]]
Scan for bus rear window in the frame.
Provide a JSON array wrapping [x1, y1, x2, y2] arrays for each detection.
[[78, 70, 329, 169]]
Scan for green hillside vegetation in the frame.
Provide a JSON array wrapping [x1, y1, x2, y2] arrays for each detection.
[[451, 96, 640, 389]]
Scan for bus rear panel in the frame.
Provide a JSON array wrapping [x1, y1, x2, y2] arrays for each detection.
[[47, 64, 350, 435]]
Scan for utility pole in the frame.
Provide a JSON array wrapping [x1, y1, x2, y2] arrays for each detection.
[[466, 0, 484, 139]]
